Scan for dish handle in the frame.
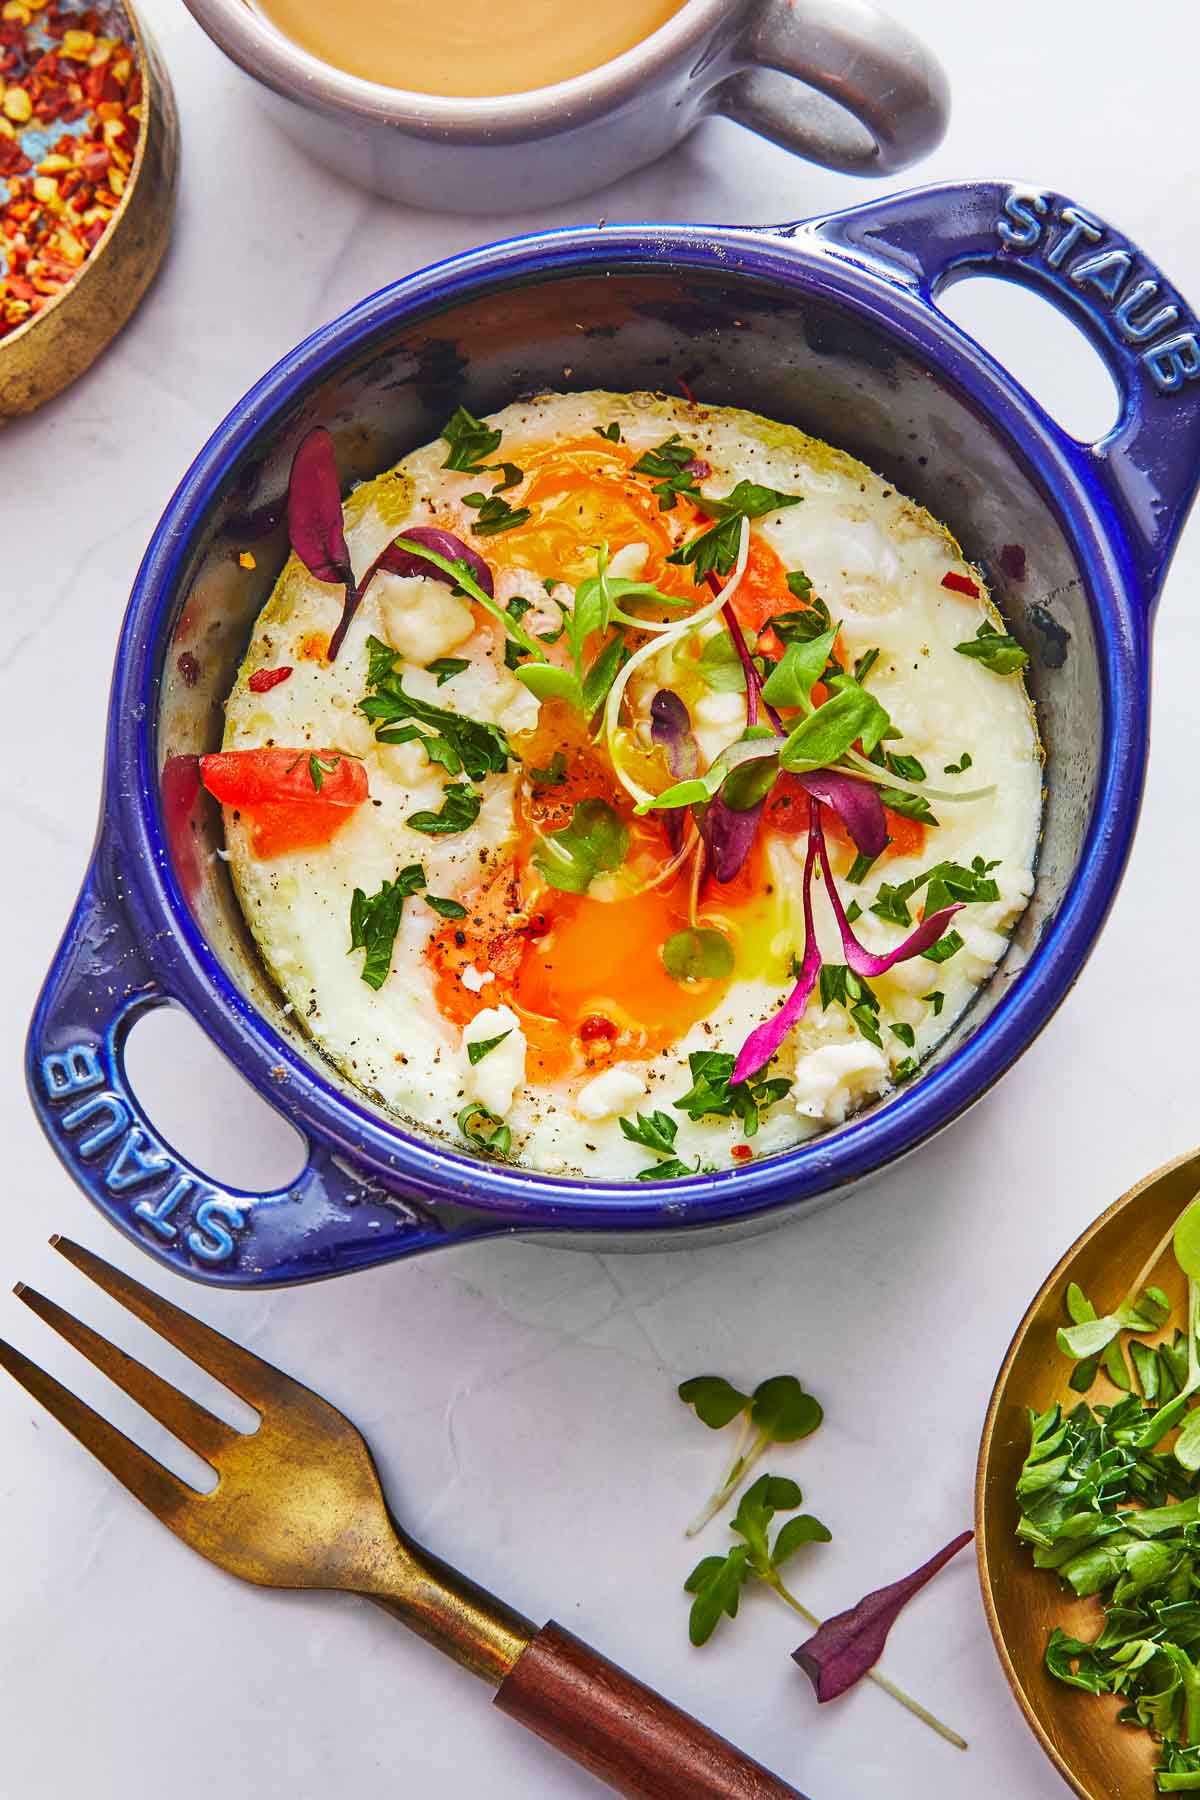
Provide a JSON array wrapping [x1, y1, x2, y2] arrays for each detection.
[[804, 179, 1200, 602], [26, 854, 486, 1285]]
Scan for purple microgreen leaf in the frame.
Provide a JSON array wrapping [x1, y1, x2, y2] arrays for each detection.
[[791, 1530, 974, 1703], [732, 802, 822, 1083], [287, 428, 358, 660], [797, 770, 888, 859], [814, 825, 962, 977], [650, 690, 699, 780], [375, 525, 495, 598], [699, 789, 766, 884], [686, 458, 712, 479], [649, 690, 697, 778]]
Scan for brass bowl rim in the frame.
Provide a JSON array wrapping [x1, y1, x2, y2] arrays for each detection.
[[0, 0, 157, 360], [973, 1141, 1200, 1800]]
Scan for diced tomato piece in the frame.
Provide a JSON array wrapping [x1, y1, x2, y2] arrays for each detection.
[[941, 571, 980, 598], [765, 776, 926, 860], [160, 755, 203, 900], [200, 749, 368, 860], [882, 806, 926, 859], [727, 537, 793, 633], [200, 748, 367, 808]]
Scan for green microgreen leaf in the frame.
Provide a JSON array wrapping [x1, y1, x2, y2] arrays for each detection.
[[594, 421, 623, 443], [778, 679, 892, 773], [944, 751, 973, 775], [467, 1029, 512, 1066], [662, 927, 735, 985], [532, 798, 628, 894], [678, 1376, 751, 1431], [760, 628, 840, 707]]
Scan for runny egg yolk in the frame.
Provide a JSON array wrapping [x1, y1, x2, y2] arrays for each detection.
[[421, 441, 858, 1079]]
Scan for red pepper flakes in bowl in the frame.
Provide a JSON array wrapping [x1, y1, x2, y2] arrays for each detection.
[[0, 0, 143, 341]]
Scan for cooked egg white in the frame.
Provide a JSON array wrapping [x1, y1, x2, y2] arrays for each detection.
[[221, 392, 1042, 1178]]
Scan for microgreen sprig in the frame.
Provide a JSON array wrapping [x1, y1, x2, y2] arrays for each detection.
[[682, 1471, 970, 1748], [678, 1373, 823, 1536]]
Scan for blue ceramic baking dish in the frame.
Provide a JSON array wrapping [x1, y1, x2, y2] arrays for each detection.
[[28, 180, 1200, 1287]]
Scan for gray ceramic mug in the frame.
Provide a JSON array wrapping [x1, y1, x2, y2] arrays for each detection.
[[180, 0, 950, 212]]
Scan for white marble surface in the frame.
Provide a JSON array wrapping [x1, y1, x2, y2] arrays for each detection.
[[3, 2, 1199, 1794]]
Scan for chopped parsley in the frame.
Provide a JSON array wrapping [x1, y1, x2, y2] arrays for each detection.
[[632, 433, 702, 510], [955, 622, 1029, 675], [425, 657, 469, 687], [668, 481, 803, 581], [620, 1110, 699, 1182], [462, 492, 532, 536], [406, 783, 482, 836], [424, 894, 467, 920], [349, 863, 426, 989], [458, 1102, 511, 1158], [818, 964, 883, 1047], [440, 405, 502, 472], [869, 855, 1000, 927], [360, 637, 513, 781], [528, 751, 568, 787], [672, 1050, 791, 1139]]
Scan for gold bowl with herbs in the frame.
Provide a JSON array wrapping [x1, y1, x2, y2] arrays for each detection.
[[977, 1145, 1200, 1799], [0, 0, 178, 420]]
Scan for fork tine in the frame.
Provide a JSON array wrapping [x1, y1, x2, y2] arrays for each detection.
[[0, 1336, 196, 1517], [14, 1283, 239, 1465], [51, 1237, 301, 1411]]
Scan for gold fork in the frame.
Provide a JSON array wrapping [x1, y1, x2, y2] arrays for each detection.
[[2, 1237, 805, 1800]]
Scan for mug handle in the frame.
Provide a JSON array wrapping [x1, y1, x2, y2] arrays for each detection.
[[27, 854, 494, 1286], [712, 0, 949, 176], [804, 179, 1200, 600]]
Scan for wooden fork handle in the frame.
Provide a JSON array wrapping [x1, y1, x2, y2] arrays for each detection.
[[494, 1621, 807, 1798]]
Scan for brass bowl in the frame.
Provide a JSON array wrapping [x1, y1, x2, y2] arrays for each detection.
[[0, 0, 179, 422], [976, 1145, 1200, 1800]]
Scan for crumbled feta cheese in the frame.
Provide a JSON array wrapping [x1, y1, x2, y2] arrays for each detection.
[[693, 689, 747, 763], [461, 965, 495, 993], [376, 737, 430, 785], [376, 571, 475, 664], [463, 1006, 526, 1116], [495, 676, 541, 735], [793, 1040, 888, 1124], [574, 1065, 648, 1121]]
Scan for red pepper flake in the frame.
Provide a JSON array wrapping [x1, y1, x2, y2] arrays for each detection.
[[248, 665, 293, 693], [176, 651, 200, 686], [730, 1143, 753, 1163], [941, 571, 980, 598], [999, 542, 1027, 582], [0, 3, 144, 343], [578, 1015, 617, 1043]]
